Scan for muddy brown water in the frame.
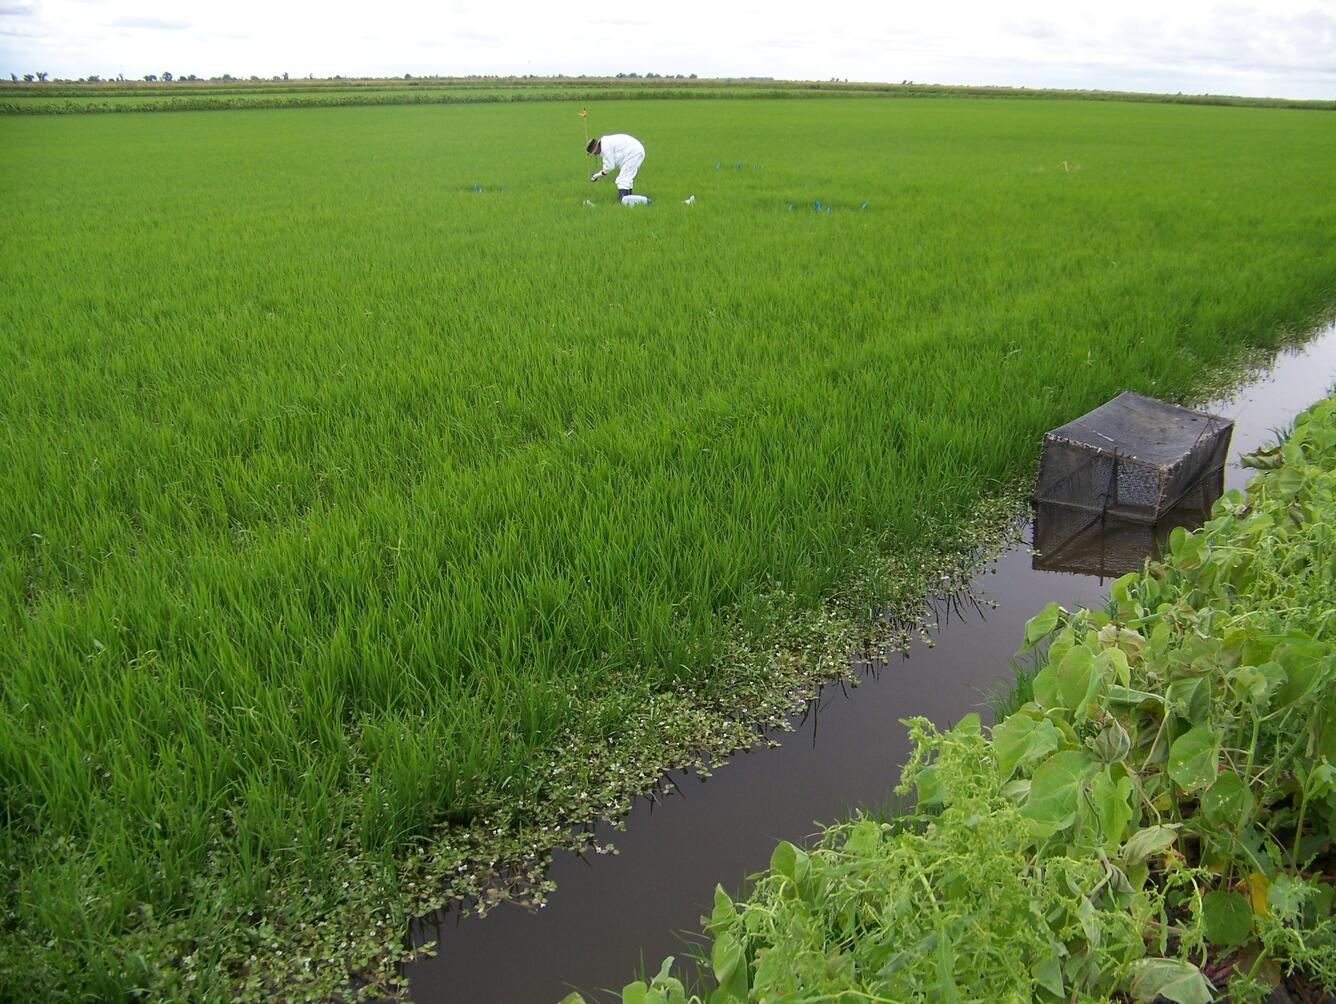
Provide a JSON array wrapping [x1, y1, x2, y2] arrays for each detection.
[[405, 323, 1336, 1004]]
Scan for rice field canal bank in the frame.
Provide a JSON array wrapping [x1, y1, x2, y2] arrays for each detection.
[[409, 325, 1336, 1002], [2, 93, 1335, 1000], [582, 387, 1336, 1004]]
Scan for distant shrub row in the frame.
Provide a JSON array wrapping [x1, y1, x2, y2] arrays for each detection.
[[3, 80, 1333, 115]]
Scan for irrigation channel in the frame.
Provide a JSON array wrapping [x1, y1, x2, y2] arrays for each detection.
[[404, 322, 1336, 1004]]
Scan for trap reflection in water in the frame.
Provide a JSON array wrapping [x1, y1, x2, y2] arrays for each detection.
[[1031, 467, 1225, 580]]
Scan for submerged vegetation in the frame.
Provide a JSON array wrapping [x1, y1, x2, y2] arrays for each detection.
[[2, 91, 1335, 998], [605, 397, 1336, 1004]]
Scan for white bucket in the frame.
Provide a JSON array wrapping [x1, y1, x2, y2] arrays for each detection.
[[621, 195, 650, 207]]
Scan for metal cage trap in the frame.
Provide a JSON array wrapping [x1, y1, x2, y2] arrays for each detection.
[[1032, 391, 1233, 574]]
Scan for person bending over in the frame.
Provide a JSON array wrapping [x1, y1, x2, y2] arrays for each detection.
[[587, 134, 645, 202]]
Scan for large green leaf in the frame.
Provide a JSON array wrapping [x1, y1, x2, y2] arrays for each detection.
[[1054, 645, 1098, 717], [1274, 636, 1327, 708], [993, 714, 1062, 780], [1229, 662, 1286, 708], [1033, 950, 1065, 999], [1125, 958, 1214, 1003], [953, 713, 982, 735], [1032, 661, 1061, 710], [1021, 750, 1095, 833], [1122, 825, 1179, 866], [1110, 571, 1141, 606], [1106, 684, 1164, 707], [711, 930, 748, 1001], [1091, 766, 1135, 847], [708, 885, 736, 933], [1169, 528, 1208, 571], [1100, 644, 1132, 686], [1021, 602, 1063, 652], [1167, 723, 1219, 792], [843, 820, 880, 858], [1097, 623, 1146, 670], [770, 839, 813, 887], [915, 764, 945, 807], [653, 957, 677, 985], [1201, 771, 1254, 828], [1166, 677, 1211, 725], [752, 946, 796, 998], [1201, 890, 1252, 948]]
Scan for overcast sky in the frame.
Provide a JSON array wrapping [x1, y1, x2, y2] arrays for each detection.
[[2, 0, 1333, 99]]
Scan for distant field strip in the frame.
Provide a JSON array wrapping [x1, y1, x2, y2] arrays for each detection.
[[2, 97, 1334, 997], [4, 77, 1334, 114]]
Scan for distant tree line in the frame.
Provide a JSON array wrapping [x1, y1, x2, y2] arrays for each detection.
[[7, 71, 297, 84], [8, 70, 714, 85]]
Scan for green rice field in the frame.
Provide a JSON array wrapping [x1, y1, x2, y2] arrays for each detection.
[[2, 92, 1335, 999]]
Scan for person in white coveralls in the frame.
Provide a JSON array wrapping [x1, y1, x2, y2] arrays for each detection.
[[587, 133, 645, 202]]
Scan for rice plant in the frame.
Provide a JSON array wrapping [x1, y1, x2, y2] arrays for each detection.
[[2, 93, 1334, 998]]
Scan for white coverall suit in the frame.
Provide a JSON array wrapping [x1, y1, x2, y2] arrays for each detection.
[[598, 134, 646, 193]]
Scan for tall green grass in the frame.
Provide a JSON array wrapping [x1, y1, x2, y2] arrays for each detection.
[[2, 96, 1335, 998]]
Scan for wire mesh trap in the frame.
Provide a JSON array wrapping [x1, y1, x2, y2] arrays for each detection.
[[1035, 391, 1233, 523], [1032, 391, 1233, 574]]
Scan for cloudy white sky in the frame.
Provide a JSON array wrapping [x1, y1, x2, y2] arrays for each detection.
[[2, 0, 1334, 99]]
